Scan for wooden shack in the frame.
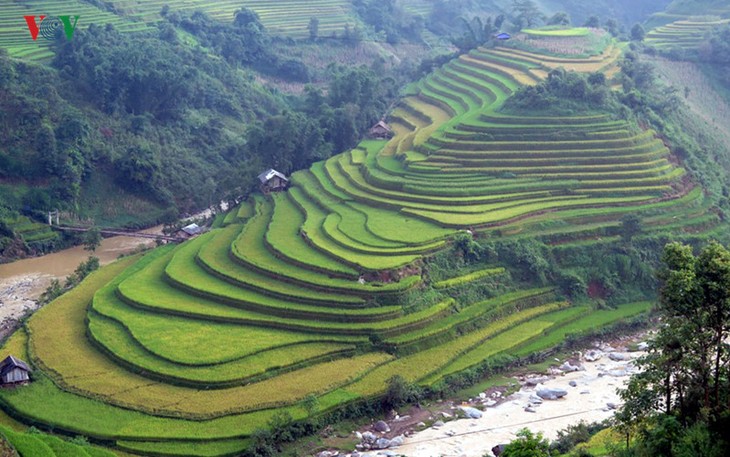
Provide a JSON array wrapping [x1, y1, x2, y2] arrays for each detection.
[[176, 223, 202, 240], [0, 355, 30, 385], [258, 169, 289, 193], [368, 120, 393, 139]]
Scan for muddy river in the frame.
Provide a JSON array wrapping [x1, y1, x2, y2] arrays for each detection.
[[0, 225, 161, 323]]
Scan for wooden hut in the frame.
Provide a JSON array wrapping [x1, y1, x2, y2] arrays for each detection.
[[176, 223, 202, 240], [258, 169, 289, 193], [368, 120, 393, 139], [0, 355, 30, 385]]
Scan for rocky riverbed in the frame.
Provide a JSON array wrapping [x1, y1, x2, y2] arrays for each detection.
[[0, 273, 49, 331], [313, 334, 648, 457]]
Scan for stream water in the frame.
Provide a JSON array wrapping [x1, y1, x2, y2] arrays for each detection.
[[0, 225, 162, 323], [0, 202, 224, 326]]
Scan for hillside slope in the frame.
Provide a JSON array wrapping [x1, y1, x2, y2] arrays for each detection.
[[2, 29, 719, 456]]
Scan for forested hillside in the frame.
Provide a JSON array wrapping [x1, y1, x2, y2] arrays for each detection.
[[0, 7, 406, 260]]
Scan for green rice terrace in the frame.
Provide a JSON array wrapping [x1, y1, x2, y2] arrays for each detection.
[[645, 18, 730, 50], [0, 30, 721, 457], [0, 0, 358, 61]]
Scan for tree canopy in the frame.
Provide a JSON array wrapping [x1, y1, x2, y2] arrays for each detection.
[[618, 241, 730, 456]]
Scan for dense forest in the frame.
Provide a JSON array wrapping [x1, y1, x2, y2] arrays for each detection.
[[0, 8, 410, 260]]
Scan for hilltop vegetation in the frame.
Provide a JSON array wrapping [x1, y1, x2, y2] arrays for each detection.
[[1, 2, 730, 456]]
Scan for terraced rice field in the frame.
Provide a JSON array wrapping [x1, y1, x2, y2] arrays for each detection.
[[101, 0, 357, 37], [0, 0, 358, 61], [646, 18, 730, 50], [0, 30, 702, 456], [320, 42, 696, 232], [0, 0, 361, 61], [0, 0, 152, 61]]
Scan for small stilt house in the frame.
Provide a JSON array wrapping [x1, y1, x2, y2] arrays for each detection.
[[258, 169, 289, 193], [177, 223, 202, 240], [0, 355, 30, 385], [368, 120, 393, 139]]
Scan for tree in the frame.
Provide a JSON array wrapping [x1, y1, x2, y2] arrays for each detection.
[[454, 231, 482, 262], [301, 393, 319, 417], [451, 15, 504, 53], [511, 0, 544, 29], [382, 375, 422, 409], [547, 12, 570, 26], [308, 17, 319, 41], [584, 15, 600, 28], [83, 226, 102, 252], [501, 428, 550, 457], [620, 214, 642, 242], [631, 23, 646, 41], [39, 279, 63, 305], [619, 241, 730, 445], [605, 18, 619, 37]]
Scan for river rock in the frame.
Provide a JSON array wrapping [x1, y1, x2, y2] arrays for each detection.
[[459, 406, 483, 419], [374, 420, 390, 433], [537, 388, 568, 400], [569, 380, 578, 387], [584, 350, 603, 362], [479, 392, 487, 399], [355, 432, 362, 440], [637, 342, 649, 351], [560, 362, 583, 372], [607, 402, 618, 410], [393, 415, 410, 423], [317, 452, 337, 457], [525, 376, 550, 386], [525, 406, 537, 413], [484, 399, 497, 407], [608, 369, 629, 377], [528, 394, 543, 404], [609, 352, 629, 361], [362, 432, 377, 443], [432, 420, 445, 428], [389, 435, 404, 447], [492, 444, 507, 456], [374, 438, 391, 450]]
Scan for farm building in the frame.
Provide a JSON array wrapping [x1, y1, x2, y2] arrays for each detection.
[[495, 32, 511, 40], [177, 223, 202, 239], [258, 169, 289, 193], [368, 120, 393, 139], [0, 355, 30, 385]]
